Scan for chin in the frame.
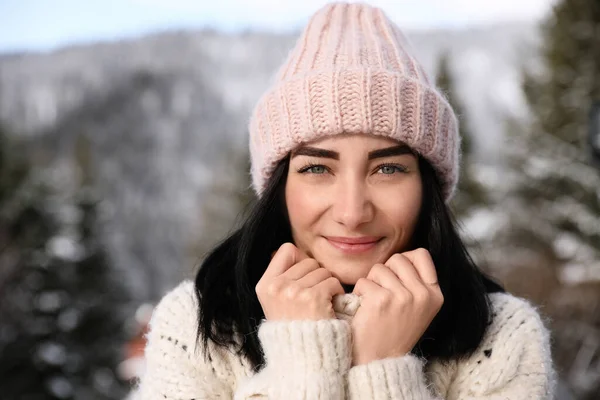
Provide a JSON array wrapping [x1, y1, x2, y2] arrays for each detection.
[[318, 257, 375, 285]]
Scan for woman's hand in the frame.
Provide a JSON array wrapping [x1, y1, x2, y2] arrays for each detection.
[[256, 243, 345, 321], [350, 248, 444, 366]]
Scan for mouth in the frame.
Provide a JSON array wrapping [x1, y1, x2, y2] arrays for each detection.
[[325, 236, 383, 254]]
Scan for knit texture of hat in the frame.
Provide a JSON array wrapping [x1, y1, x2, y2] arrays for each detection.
[[248, 2, 460, 201]]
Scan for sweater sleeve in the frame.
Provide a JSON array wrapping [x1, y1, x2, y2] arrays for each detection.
[[234, 319, 352, 399], [135, 281, 234, 399], [346, 293, 555, 400], [135, 281, 352, 400]]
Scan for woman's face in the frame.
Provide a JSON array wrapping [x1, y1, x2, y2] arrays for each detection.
[[285, 134, 423, 285]]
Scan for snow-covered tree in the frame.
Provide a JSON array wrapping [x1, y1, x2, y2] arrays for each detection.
[[0, 128, 130, 399], [192, 141, 255, 263], [435, 51, 489, 218], [502, 1, 600, 398]]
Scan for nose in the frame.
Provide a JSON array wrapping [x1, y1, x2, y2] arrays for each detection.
[[331, 178, 374, 230]]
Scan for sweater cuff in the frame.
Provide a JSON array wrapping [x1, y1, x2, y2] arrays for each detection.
[[258, 319, 352, 373], [348, 355, 432, 399]]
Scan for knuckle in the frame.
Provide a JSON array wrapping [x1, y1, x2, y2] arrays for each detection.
[[387, 254, 403, 264], [317, 276, 333, 291], [376, 292, 393, 308], [327, 276, 341, 288], [390, 289, 412, 307], [297, 258, 317, 270], [355, 278, 368, 290], [266, 280, 284, 296], [280, 242, 295, 252], [298, 288, 313, 302], [369, 264, 381, 274], [368, 264, 386, 277], [283, 284, 300, 299], [320, 268, 333, 278], [414, 247, 428, 255], [434, 290, 445, 306], [401, 290, 414, 304], [413, 287, 430, 303], [416, 247, 432, 261], [277, 242, 295, 258]]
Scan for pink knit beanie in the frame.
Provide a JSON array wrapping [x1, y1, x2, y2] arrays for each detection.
[[249, 2, 460, 201]]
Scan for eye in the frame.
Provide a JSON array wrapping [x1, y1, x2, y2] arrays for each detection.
[[376, 164, 408, 175], [298, 164, 328, 174], [307, 165, 326, 174]]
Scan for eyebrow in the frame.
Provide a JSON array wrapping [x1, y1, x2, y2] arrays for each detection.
[[367, 145, 414, 160], [292, 147, 339, 160], [291, 144, 413, 160]]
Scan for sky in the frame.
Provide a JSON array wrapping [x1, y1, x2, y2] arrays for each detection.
[[0, 0, 557, 53]]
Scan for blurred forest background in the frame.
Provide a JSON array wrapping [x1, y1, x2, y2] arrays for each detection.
[[0, 0, 599, 399]]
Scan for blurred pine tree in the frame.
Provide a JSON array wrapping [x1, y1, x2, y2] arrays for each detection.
[[509, 0, 600, 258], [191, 141, 255, 264], [503, 1, 600, 398], [435, 51, 489, 218], [0, 127, 130, 399]]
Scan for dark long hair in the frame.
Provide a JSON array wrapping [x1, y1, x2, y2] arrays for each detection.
[[194, 155, 503, 371]]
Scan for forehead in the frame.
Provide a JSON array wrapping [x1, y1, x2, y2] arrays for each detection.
[[296, 134, 405, 150]]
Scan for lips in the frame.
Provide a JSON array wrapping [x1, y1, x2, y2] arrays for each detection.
[[325, 236, 383, 254], [326, 236, 382, 244]]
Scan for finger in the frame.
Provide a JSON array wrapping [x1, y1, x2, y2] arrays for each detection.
[[314, 276, 345, 297], [263, 243, 308, 279], [352, 277, 384, 297], [284, 259, 322, 281], [367, 263, 408, 293], [296, 267, 331, 287], [398, 248, 439, 286], [385, 254, 425, 289]]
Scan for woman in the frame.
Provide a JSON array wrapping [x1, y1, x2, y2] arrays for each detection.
[[137, 2, 555, 399]]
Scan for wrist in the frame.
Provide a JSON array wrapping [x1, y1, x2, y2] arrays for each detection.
[[348, 355, 428, 398], [352, 348, 411, 366], [259, 319, 352, 371]]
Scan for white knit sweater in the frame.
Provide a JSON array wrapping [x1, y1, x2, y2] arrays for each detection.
[[136, 280, 555, 399]]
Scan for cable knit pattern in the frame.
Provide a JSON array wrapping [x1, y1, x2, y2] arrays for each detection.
[[135, 280, 555, 399], [249, 2, 460, 201]]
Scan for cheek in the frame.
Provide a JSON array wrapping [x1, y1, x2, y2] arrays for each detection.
[[378, 180, 422, 232], [285, 180, 321, 231]]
